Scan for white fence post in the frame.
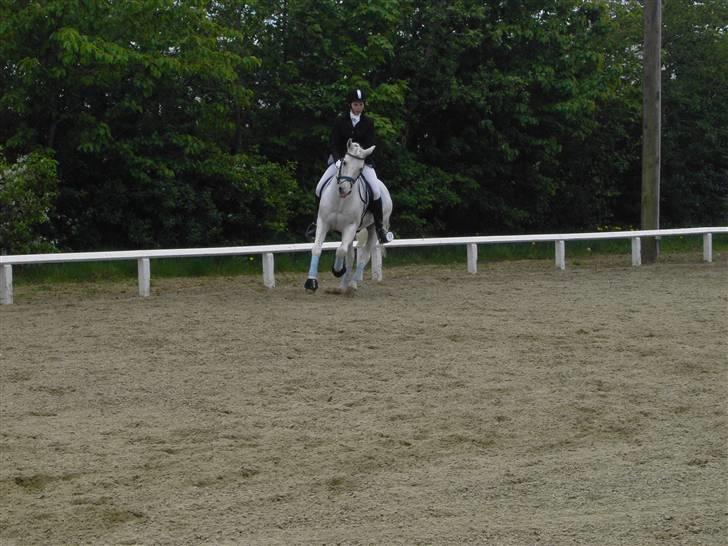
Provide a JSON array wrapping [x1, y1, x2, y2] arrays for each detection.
[[467, 244, 478, 274], [703, 233, 713, 263], [372, 245, 383, 281], [0, 228, 724, 303], [555, 240, 565, 270], [631, 237, 642, 266], [262, 252, 275, 288], [1, 264, 12, 305], [137, 258, 151, 297]]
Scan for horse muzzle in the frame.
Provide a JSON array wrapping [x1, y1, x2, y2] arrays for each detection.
[[337, 176, 355, 198]]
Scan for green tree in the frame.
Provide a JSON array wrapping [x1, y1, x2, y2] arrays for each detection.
[[220, 0, 409, 232], [0, 0, 300, 249], [389, 0, 637, 234], [1, 0, 724, 251], [661, 0, 728, 226], [552, 0, 644, 229], [0, 148, 59, 254]]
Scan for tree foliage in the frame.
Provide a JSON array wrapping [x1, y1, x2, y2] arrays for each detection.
[[0, 0, 725, 252], [0, 148, 59, 254], [0, 0, 299, 250], [661, 0, 728, 225]]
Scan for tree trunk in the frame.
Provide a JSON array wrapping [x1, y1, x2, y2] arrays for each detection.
[[641, 0, 662, 263]]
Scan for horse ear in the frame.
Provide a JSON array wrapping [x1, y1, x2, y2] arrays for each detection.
[[362, 145, 375, 157], [346, 138, 353, 150]]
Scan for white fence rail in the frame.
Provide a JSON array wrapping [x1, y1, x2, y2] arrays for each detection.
[[1, 227, 725, 305]]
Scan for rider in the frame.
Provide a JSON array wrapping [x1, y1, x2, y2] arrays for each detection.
[[313, 88, 389, 245]]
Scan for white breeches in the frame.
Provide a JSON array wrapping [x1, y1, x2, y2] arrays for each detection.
[[315, 163, 382, 200]]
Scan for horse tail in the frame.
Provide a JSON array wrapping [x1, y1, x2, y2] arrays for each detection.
[[356, 225, 387, 259]]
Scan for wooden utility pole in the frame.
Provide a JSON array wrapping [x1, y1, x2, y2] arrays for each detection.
[[641, 0, 662, 263]]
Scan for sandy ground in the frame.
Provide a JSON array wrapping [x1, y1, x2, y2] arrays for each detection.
[[1, 253, 726, 545]]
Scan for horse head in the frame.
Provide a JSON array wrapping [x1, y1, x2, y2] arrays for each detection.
[[337, 138, 375, 197]]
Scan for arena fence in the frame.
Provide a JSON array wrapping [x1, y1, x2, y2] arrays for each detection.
[[1, 227, 725, 305]]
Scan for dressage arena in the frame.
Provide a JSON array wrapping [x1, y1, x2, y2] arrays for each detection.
[[1, 254, 726, 545]]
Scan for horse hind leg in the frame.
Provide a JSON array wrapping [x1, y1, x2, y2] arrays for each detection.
[[338, 244, 357, 291], [353, 229, 371, 284]]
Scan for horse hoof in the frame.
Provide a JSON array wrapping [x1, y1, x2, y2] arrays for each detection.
[[304, 278, 318, 292], [331, 264, 346, 278]]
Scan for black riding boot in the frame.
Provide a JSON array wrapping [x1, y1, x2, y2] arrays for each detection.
[[371, 197, 388, 244]]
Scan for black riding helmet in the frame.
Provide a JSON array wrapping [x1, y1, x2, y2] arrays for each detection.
[[346, 88, 366, 103]]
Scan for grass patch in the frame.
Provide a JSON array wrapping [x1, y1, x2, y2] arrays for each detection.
[[11, 233, 726, 285], [386, 241, 556, 265]]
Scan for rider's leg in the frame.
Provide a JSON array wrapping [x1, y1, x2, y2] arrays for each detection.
[[363, 165, 388, 244], [362, 165, 382, 200], [316, 162, 338, 198], [370, 197, 388, 244]]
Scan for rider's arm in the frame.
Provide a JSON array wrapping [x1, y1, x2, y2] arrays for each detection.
[[359, 117, 376, 166], [359, 117, 375, 149]]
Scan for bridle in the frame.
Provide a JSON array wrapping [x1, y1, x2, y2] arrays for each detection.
[[336, 152, 366, 197]]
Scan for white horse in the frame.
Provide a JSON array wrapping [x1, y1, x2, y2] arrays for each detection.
[[304, 139, 393, 293]]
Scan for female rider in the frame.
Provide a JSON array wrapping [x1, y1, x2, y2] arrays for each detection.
[[313, 88, 388, 245]]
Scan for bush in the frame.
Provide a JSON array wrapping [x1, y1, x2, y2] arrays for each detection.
[[0, 149, 59, 254]]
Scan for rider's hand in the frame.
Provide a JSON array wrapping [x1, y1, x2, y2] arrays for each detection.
[[335, 159, 341, 168]]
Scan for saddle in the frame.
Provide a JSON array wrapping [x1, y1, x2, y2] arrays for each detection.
[[359, 173, 375, 210]]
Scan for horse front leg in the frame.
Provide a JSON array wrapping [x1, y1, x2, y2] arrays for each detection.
[[305, 219, 327, 292], [332, 224, 357, 281]]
